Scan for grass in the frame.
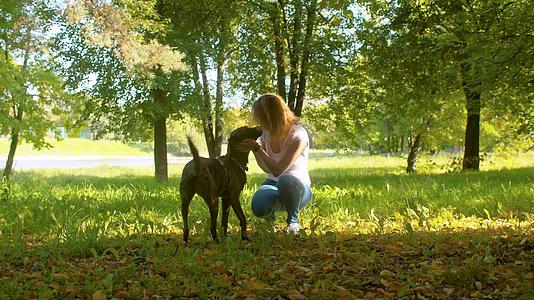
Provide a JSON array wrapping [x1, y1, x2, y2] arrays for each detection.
[[0, 152, 533, 299]]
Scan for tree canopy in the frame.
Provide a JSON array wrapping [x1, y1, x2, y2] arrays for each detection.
[[2, 0, 532, 179]]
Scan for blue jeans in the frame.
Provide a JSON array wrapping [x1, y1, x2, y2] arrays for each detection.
[[251, 175, 312, 225]]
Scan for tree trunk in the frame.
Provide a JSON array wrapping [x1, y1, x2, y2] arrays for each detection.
[[406, 117, 432, 173], [287, 0, 302, 111], [198, 54, 217, 158], [462, 90, 481, 171], [153, 88, 168, 182], [460, 62, 481, 171], [270, 3, 286, 100], [3, 127, 20, 180], [3, 23, 30, 180], [214, 61, 224, 158], [294, 0, 317, 117], [406, 132, 422, 173], [190, 55, 214, 158]]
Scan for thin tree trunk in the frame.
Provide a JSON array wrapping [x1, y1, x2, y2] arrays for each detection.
[[460, 62, 481, 171], [214, 42, 226, 158], [198, 53, 216, 158], [190, 55, 214, 158], [3, 21, 31, 180], [3, 126, 20, 179], [406, 132, 422, 173], [295, 0, 317, 117], [153, 88, 168, 182], [270, 3, 286, 100], [287, 0, 302, 111], [406, 117, 432, 173]]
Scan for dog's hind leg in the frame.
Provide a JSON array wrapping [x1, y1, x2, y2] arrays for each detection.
[[221, 196, 231, 237], [181, 189, 194, 244], [231, 200, 250, 241], [207, 195, 220, 243]]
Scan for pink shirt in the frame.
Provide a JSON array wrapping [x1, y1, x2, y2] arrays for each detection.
[[260, 124, 311, 186]]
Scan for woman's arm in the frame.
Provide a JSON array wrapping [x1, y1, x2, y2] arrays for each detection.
[[237, 137, 307, 177], [253, 144, 271, 173]]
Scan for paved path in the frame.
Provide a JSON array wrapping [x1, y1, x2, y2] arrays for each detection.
[[0, 156, 192, 170]]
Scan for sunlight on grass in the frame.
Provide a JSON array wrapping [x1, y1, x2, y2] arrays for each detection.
[[1, 152, 531, 245], [0, 152, 532, 299]]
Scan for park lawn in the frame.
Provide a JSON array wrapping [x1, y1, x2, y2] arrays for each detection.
[[0, 153, 533, 299], [0, 138, 152, 157]]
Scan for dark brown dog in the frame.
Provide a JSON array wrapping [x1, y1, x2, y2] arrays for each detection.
[[180, 126, 262, 243]]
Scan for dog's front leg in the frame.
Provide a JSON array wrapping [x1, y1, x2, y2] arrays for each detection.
[[207, 196, 220, 243], [221, 196, 231, 237]]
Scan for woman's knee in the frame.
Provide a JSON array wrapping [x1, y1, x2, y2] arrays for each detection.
[[277, 175, 303, 196], [251, 186, 279, 217]]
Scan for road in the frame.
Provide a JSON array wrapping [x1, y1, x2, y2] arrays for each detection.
[[0, 156, 192, 170]]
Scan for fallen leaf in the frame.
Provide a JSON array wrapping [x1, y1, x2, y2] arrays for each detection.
[[380, 269, 395, 277], [431, 260, 447, 276], [388, 281, 403, 292], [248, 280, 268, 291], [288, 290, 307, 300], [322, 264, 334, 272], [443, 287, 454, 296], [116, 291, 129, 299], [52, 273, 69, 281], [92, 290, 106, 300], [320, 252, 336, 259], [296, 266, 311, 273], [377, 287, 395, 298], [471, 291, 482, 298]]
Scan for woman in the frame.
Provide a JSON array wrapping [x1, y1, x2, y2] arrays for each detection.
[[235, 93, 312, 234]]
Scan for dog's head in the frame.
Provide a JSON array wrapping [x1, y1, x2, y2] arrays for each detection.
[[227, 126, 262, 157]]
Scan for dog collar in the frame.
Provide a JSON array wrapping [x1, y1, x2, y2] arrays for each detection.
[[229, 157, 248, 173]]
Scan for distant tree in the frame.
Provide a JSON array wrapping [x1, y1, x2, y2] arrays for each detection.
[[0, 0, 80, 179], [56, 0, 188, 181], [357, 0, 534, 171]]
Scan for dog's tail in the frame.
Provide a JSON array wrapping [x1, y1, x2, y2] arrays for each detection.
[[187, 136, 201, 175]]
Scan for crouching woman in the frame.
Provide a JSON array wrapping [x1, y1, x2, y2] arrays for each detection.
[[235, 93, 312, 234]]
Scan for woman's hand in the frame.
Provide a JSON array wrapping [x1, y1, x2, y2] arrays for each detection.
[[234, 139, 260, 152]]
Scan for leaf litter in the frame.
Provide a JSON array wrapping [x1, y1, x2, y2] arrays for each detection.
[[1, 223, 532, 299]]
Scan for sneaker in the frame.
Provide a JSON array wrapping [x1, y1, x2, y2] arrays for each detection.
[[286, 223, 301, 235]]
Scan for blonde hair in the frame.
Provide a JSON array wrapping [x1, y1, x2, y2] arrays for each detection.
[[252, 93, 298, 139]]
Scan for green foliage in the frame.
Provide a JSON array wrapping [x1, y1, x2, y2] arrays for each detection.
[[306, 0, 533, 158], [55, 0, 190, 142], [0, 1, 83, 152]]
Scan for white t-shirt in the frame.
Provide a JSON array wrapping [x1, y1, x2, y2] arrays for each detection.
[[260, 124, 311, 186]]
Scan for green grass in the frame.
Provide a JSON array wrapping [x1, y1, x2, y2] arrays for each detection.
[[0, 153, 533, 299], [0, 138, 152, 156]]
